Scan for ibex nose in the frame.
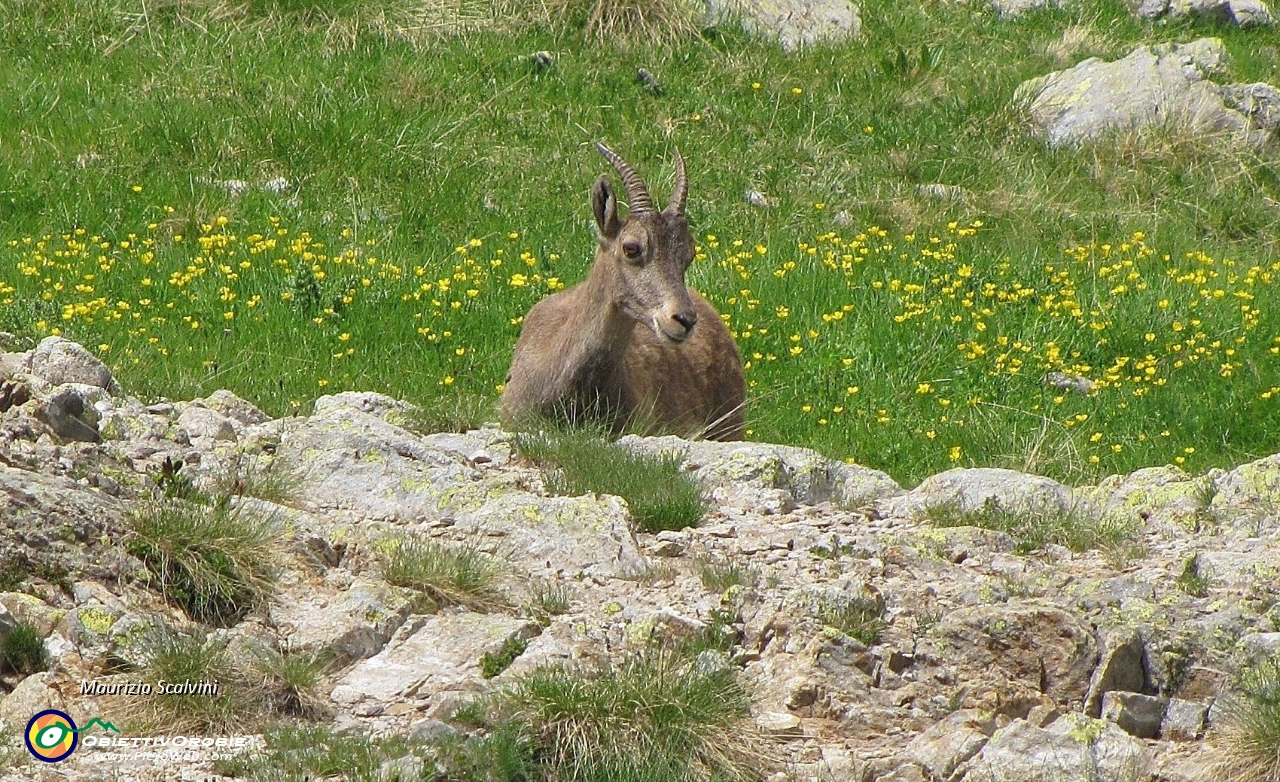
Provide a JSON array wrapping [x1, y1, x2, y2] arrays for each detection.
[[673, 311, 697, 334]]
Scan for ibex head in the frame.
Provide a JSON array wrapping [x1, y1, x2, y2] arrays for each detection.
[[592, 143, 699, 344]]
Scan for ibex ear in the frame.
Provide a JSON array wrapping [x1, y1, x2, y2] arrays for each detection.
[[591, 175, 622, 241]]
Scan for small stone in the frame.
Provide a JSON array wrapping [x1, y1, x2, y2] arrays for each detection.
[[756, 711, 803, 737], [1101, 691, 1165, 739], [648, 539, 684, 557], [1161, 698, 1208, 741], [745, 190, 772, 208]]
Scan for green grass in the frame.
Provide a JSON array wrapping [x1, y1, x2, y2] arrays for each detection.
[[215, 723, 421, 782], [923, 497, 1143, 556], [0, 621, 49, 675], [819, 594, 887, 645], [126, 625, 245, 732], [481, 636, 530, 679], [517, 429, 708, 532], [1176, 553, 1212, 597], [377, 535, 507, 611], [529, 579, 573, 617], [1213, 655, 1280, 782], [123, 625, 327, 733], [125, 500, 279, 625], [697, 560, 759, 592], [2, 0, 1280, 486], [495, 650, 760, 781]]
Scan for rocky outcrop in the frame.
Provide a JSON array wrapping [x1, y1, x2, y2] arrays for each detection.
[[1, 338, 1278, 781], [1017, 38, 1280, 148], [705, 0, 861, 50], [1137, 0, 1273, 24]]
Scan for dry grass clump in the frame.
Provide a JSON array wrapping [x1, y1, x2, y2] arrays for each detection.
[[544, 0, 703, 44], [1211, 656, 1280, 782]]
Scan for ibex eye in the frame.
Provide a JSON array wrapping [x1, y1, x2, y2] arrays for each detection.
[[622, 241, 643, 259]]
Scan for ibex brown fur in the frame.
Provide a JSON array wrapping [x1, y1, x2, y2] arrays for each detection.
[[499, 143, 746, 440]]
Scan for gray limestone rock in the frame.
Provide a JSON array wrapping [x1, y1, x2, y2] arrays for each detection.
[[619, 434, 902, 509], [904, 709, 996, 780], [706, 0, 861, 50], [1161, 697, 1208, 740], [967, 716, 1149, 782], [23, 336, 117, 391], [269, 578, 418, 665], [330, 612, 539, 709], [915, 602, 1099, 713], [1018, 38, 1277, 148], [887, 466, 1077, 519], [1100, 691, 1165, 738], [32, 383, 106, 443], [1137, 0, 1273, 24], [1085, 627, 1148, 716]]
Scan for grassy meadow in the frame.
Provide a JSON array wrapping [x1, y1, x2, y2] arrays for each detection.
[[2, 0, 1279, 485]]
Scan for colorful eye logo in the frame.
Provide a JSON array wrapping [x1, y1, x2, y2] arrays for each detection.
[[25, 710, 78, 763]]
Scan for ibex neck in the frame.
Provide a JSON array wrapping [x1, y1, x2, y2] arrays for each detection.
[[570, 257, 635, 359]]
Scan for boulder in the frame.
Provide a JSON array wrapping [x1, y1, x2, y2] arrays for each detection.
[[618, 434, 902, 508], [1137, 0, 1273, 24], [1100, 691, 1165, 738], [915, 602, 1099, 713], [1017, 38, 1277, 148], [330, 612, 540, 711], [23, 336, 117, 391], [966, 716, 1149, 782], [706, 0, 861, 50], [886, 467, 1076, 518]]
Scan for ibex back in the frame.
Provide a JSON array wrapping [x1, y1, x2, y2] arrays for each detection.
[[499, 143, 746, 440]]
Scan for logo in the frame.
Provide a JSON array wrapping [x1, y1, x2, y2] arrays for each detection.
[[24, 711, 120, 763]]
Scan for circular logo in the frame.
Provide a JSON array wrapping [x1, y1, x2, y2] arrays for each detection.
[[25, 710, 78, 763]]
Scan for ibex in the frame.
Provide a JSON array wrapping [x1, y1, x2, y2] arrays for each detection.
[[499, 143, 746, 440]]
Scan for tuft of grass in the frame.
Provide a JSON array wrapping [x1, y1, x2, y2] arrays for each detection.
[[697, 560, 758, 592], [1212, 655, 1280, 782], [125, 501, 278, 625], [0, 553, 72, 594], [214, 722, 419, 782], [251, 647, 330, 719], [403, 393, 496, 435], [1, 621, 49, 675], [819, 595, 887, 646], [480, 635, 529, 679], [210, 454, 304, 507], [127, 625, 244, 733], [529, 579, 573, 617], [923, 498, 1142, 557], [498, 648, 761, 781], [516, 429, 707, 533], [378, 535, 506, 611], [547, 0, 703, 44], [429, 720, 538, 782], [1176, 553, 1212, 598]]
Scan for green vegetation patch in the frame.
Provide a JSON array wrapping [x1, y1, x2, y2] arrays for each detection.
[[1212, 655, 1280, 782], [923, 498, 1142, 556], [440, 647, 760, 782], [124, 625, 326, 734], [0, 621, 49, 675], [517, 429, 707, 533], [215, 723, 420, 782], [377, 534, 506, 611], [125, 501, 278, 625]]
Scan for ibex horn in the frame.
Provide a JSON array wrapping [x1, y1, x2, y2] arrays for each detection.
[[669, 148, 687, 216], [596, 142, 654, 215]]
